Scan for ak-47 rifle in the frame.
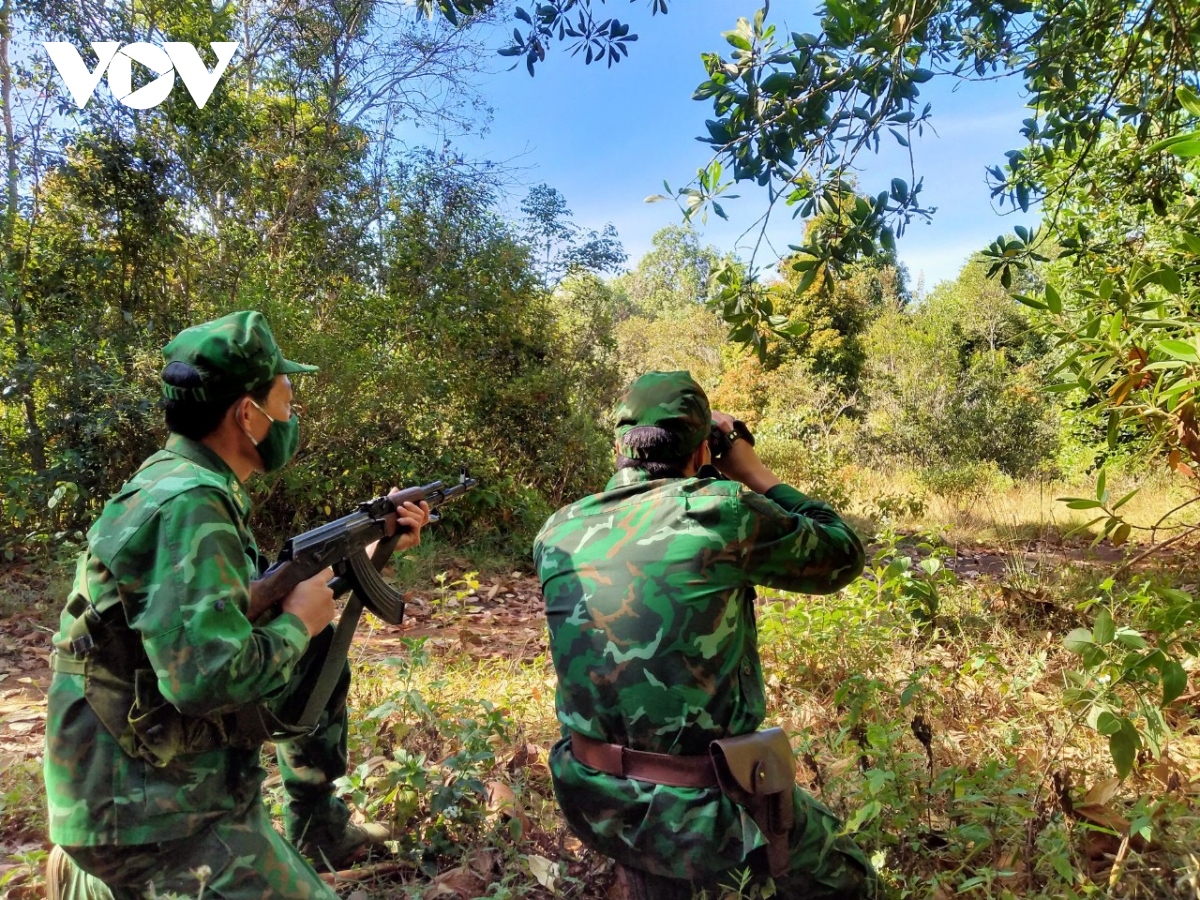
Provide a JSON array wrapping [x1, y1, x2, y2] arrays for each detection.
[[248, 469, 478, 624], [246, 469, 478, 735]]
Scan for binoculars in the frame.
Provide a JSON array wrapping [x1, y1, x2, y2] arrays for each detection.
[[708, 420, 755, 459]]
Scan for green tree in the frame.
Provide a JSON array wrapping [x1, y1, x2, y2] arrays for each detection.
[[862, 257, 1059, 478], [612, 226, 727, 388], [520, 183, 627, 286], [614, 225, 720, 319]]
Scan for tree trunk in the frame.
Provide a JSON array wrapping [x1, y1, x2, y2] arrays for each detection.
[[0, 0, 47, 473]]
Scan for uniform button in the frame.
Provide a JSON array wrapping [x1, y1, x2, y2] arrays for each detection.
[[741, 662, 752, 676], [215, 600, 226, 611]]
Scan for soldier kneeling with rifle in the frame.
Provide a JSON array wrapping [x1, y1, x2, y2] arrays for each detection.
[[534, 371, 877, 899], [43, 311, 472, 899]]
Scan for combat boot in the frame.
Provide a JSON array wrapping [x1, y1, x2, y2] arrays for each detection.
[[296, 820, 391, 870]]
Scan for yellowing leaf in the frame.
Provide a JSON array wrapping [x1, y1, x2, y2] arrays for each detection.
[[526, 854, 559, 891]]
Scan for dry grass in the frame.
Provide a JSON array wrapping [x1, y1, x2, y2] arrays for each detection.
[[848, 466, 1198, 551]]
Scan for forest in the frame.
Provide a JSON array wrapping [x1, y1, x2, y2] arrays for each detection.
[[2, 0, 1200, 897]]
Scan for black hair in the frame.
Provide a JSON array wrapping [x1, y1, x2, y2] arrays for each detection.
[[616, 455, 692, 479], [615, 425, 695, 479], [162, 362, 274, 440]]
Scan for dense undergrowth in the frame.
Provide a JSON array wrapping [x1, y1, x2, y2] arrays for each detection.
[[2, 475, 1199, 900]]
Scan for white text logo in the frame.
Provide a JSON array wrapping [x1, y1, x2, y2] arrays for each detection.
[[43, 41, 239, 110]]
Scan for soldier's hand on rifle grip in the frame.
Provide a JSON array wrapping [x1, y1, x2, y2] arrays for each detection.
[[387, 493, 432, 553], [281, 566, 336, 638]]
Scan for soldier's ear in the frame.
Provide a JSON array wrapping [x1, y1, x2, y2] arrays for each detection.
[[230, 395, 255, 431]]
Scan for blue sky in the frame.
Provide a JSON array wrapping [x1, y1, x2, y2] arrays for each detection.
[[465, 1, 1037, 293]]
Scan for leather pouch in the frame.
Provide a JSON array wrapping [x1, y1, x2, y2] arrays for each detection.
[[709, 727, 796, 877]]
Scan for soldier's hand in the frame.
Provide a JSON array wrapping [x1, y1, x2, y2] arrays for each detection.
[[710, 410, 780, 494], [387, 493, 431, 553], [281, 566, 335, 637]]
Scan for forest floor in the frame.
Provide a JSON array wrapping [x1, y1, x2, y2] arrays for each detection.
[[1, 527, 1198, 899]]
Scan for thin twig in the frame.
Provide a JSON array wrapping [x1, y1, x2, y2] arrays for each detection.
[[1111, 524, 1200, 580]]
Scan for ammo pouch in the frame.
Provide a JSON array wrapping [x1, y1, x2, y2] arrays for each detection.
[[709, 727, 796, 878], [81, 663, 272, 767]]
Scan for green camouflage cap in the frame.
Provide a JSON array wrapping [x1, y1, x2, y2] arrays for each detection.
[[615, 370, 711, 460], [161, 310, 318, 403]]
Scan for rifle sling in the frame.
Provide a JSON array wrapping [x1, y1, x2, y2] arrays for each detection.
[[295, 594, 363, 731], [292, 535, 398, 731]]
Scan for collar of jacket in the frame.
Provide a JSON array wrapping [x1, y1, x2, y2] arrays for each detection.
[[604, 463, 725, 492], [164, 433, 253, 519]]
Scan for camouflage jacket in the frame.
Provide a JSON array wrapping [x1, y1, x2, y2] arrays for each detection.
[[44, 435, 311, 847], [533, 467, 864, 878]]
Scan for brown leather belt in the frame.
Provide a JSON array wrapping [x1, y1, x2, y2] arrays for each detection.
[[569, 729, 718, 789]]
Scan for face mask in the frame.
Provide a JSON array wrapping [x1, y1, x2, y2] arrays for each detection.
[[245, 399, 299, 472]]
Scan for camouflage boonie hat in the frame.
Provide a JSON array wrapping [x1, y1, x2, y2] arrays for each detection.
[[161, 310, 317, 403], [615, 371, 711, 460]]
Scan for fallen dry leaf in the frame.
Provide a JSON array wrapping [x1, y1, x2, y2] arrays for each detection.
[[526, 854, 559, 892], [486, 780, 532, 836], [426, 862, 487, 898], [1084, 778, 1121, 807], [1074, 802, 1130, 834]]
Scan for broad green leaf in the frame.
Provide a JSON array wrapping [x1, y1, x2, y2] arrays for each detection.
[[1111, 522, 1131, 546], [1156, 339, 1200, 362], [1148, 132, 1196, 153], [1167, 139, 1200, 158], [1045, 284, 1062, 313], [1109, 718, 1140, 778], [1151, 268, 1183, 296], [1063, 498, 1103, 510], [777, 319, 810, 337], [1178, 85, 1200, 118], [1115, 627, 1147, 649], [1160, 659, 1187, 706], [1092, 608, 1115, 645], [1096, 710, 1122, 736], [1064, 628, 1093, 654]]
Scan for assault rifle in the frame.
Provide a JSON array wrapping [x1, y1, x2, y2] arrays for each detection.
[[247, 469, 478, 625], [246, 470, 477, 735]]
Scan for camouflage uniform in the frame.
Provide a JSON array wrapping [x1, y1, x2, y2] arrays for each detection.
[[533, 371, 876, 897], [43, 313, 349, 899]]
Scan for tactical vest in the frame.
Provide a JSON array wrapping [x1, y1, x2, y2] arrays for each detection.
[[49, 450, 307, 768], [50, 569, 281, 766]]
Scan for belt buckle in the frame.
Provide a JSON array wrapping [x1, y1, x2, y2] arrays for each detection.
[[70, 634, 95, 656]]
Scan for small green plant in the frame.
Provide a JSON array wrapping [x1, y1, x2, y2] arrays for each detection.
[[1062, 580, 1198, 777], [864, 489, 927, 525], [865, 528, 957, 628], [341, 652, 518, 872], [430, 569, 481, 620]]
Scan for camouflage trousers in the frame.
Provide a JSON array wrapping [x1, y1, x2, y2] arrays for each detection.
[[52, 798, 336, 900], [551, 735, 876, 899], [50, 624, 354, 899]]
